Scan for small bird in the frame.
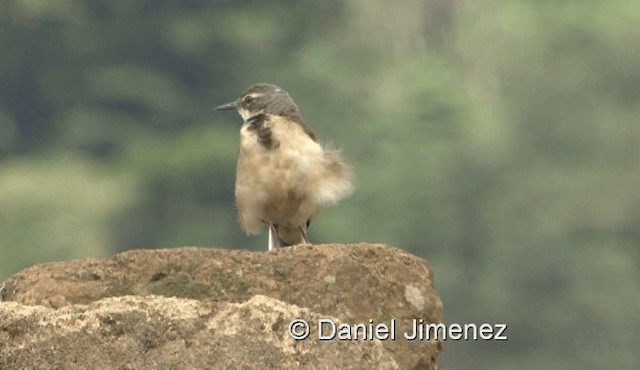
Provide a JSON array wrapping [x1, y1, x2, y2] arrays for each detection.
[[216, 83, 353, 251]]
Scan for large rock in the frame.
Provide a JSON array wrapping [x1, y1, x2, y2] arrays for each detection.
[[0, 243, 443, 369], [0, 295, 399, 369]]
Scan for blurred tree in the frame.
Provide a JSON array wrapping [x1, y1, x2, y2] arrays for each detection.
[[0, 0, 638, 369]]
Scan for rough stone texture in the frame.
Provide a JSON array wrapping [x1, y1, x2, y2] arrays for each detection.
[[0, 243, 443, 369], [0, 295, 399, 369]]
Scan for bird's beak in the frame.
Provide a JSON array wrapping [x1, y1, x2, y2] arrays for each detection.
[[215, 101, 237, 111]]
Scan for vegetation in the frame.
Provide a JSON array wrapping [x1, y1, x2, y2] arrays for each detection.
[[1, 0, 638, 368]]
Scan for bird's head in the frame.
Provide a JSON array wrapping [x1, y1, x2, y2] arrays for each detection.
[[215, 83, 301, 121]]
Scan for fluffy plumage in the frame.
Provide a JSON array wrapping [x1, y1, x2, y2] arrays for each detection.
[[216, 83, 353, 250]]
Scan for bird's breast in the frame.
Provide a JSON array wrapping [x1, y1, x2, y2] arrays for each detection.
[[235, 115, 352, 229], [238, 116, 324, 177]]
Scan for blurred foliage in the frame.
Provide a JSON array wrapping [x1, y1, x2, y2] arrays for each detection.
[[1, 0, 638, 368]]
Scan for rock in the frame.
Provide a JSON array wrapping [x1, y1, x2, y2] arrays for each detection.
[[0, 295, 399, 369], [0, 243, 443, 369]]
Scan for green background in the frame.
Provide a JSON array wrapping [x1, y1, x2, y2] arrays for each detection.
[[1, 1, 638, 368]]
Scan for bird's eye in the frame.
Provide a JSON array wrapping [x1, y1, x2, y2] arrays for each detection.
[[243, 95, 255, 104]]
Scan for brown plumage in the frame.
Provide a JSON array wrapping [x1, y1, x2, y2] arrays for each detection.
[[216, 83, 353, 250]]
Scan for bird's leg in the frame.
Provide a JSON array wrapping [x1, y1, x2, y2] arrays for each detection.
[[299, 224, 309, 245], [268, 224, 280, 251]]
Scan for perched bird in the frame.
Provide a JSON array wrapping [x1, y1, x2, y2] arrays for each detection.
[[216, 83, 353, 251]]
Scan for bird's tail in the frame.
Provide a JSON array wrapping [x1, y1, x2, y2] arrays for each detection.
[[272, 224, 308, 248], [314, 149, 354, 204]]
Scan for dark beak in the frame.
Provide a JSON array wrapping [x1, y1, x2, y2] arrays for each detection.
[[215, 101, 237, 111]]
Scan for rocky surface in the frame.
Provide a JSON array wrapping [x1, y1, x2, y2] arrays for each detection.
[[0, 243, 442, 369]]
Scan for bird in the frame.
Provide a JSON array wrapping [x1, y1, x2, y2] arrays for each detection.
[[215, 83, 353, 251]]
